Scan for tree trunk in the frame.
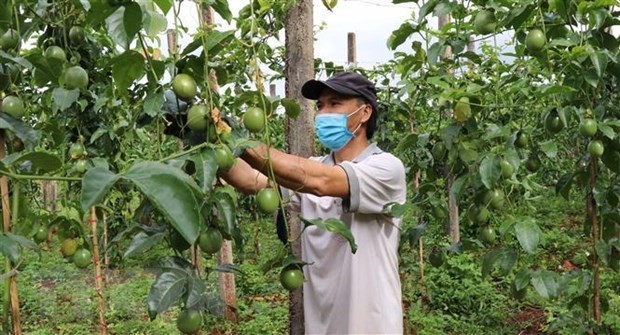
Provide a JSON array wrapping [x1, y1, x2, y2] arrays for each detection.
[[285, 1, 314, 333]]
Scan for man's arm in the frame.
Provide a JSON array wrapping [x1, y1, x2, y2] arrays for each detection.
[[219, 158, 269, 195], [241, 144, 350, 198]]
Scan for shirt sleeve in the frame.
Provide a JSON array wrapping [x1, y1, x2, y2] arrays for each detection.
[[338, 153, 406, 214]]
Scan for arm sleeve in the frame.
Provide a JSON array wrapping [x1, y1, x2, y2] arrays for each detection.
[[339, 154, 406, 214]]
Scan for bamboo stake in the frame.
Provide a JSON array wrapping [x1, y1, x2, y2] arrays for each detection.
[[9, 181, 21, 335], [90, 207, 107, 334], [103, 213, 109, 287]]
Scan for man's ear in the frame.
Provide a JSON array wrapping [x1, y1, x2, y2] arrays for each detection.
[[361, 104, 372, 123]]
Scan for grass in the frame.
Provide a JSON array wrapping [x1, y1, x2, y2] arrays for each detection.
[[0, 189, 619, 334]]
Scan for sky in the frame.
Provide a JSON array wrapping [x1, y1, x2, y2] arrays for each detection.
[[159, 0, 420, 95], [165, 0, 418, 67]]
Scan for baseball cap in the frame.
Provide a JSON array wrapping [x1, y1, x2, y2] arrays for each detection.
[[301, 72, 378, 111]]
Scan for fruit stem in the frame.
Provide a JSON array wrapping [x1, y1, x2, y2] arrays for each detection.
[[11, 0, 21, 34], [137, 32, 160, 83], [157, 141, 209, 163]]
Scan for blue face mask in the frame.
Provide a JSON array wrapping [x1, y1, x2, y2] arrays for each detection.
[[315, 105, 365, 151]]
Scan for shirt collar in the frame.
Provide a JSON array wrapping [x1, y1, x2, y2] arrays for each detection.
[[321, 143, 383, 165]]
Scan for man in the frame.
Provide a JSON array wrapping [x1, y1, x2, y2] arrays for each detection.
[[222, 72, 406, 334]]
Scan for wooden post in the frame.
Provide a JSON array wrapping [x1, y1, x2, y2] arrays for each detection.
[[270, 84, 276, 98], [347, 32, 357, 66], [167, 29, 178, 56], [587, 157, 601, 326], [0, 132, 21, 335], [438, 15, 452, 60], [438, 14, 460, 244], [203, 5, 238, 323], [285, 0, 314, 333], [90, 207, 107, 334]]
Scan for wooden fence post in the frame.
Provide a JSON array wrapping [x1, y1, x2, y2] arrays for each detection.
[[284, 0, 314, 333]]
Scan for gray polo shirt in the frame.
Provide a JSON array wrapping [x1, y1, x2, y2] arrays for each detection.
[[285, 143, 406, 334]]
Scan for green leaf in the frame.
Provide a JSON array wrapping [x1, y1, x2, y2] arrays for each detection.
[[301, 217, 357, 254], [458, 144, 478, 163], [502, 4, 534, 29], [153, 0, 172, 14], [540, 140, 558, 158], [143, 9, 167, 37], [123, 2, 142, 44], [396, 133, 417, 153], [123, 161, 202, 245], [281, 98, 300, 119], [601, 147, 620, 173], [402, 222, 427, 247], [0, 233, 19, 263], [123, 231, 166, 258], [212, 0, 233, 23], [81, 167, 120, 211], [147, 270, 187, 320], [212, 188, 236, 238], [0, 51, 32, 69], [85, 0, 117, 25], [418, 0, 439, 22], [25, 53, 63, 86], [542, 85, 576, 95], [598, 122, 615, 139], [6, 232, 39, 255], [106, 6, 139, 49], [387, 22, 416, 50], [111, 50, 145, 93], [588, 7, 608, 30], [583, 68, 600, 87], [190, 149, 218, 193], [514, 269, 531, 291], [530, 270, 559, 299], [449, 174, 468, 202], [13, 152, 62, 173], [479, 155, 500, 189], [427, 41, 444, 65], [52, 87, 80, 111], [205, 30, 236, 57], [590, 51, 608, 79], [595, 240, 610, 265], [555, 173, 574, 200], [0, 114, 40, 148], [481, 247, 518, 278], [186, 275, 206, 309], [515, 218, 539, 253], [143, 89, 165, 116]]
